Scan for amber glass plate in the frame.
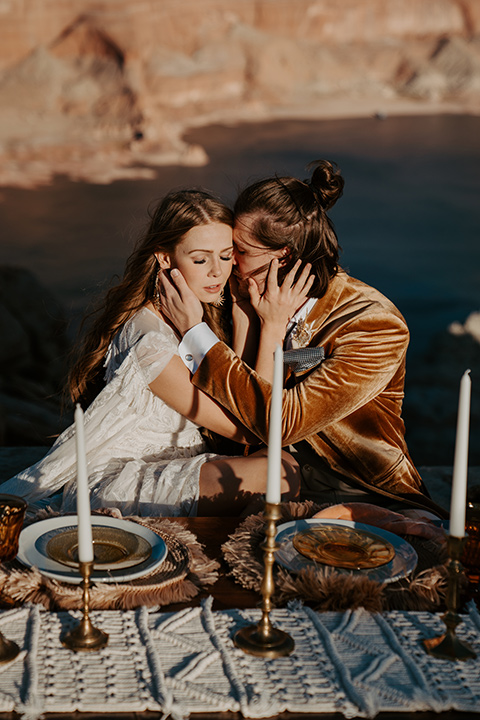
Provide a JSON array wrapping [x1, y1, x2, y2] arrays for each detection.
[[292, 524, 395, 569], [46, 526, 152, 570]]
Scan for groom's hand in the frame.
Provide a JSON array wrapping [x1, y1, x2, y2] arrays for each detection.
[[158, 268, 203, 336], [250, 259, 313, 328]]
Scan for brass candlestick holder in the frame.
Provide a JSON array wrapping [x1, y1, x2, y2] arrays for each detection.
[[234, 501, 294, 658], [0, 631, 20, 664], [423, 535, 477, 661], [61, 560, 109, 652]]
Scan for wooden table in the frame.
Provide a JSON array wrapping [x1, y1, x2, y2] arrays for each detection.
[[162, 516, 260, 612], [1, 516, 479, 720]]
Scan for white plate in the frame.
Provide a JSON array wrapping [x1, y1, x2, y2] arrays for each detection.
[[17, 516, 168, 584], [275, 518, 418, 584]]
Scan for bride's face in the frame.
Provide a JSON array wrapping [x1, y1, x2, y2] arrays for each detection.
[[157, 223, 233, 304]]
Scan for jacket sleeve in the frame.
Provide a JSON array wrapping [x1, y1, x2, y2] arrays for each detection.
[[192, 308, 409, 445]]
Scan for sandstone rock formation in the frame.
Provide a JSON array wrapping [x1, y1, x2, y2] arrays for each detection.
[[0, 0, 480, 188]]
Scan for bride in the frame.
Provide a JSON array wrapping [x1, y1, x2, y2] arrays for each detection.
[[1, 189, 301, 516]]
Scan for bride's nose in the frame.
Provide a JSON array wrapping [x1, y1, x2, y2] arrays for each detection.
[[209, 258, 222, 277]]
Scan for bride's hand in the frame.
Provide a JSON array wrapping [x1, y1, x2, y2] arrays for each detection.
[[249, 259, 314, 331], [158, 268, 203, 336]]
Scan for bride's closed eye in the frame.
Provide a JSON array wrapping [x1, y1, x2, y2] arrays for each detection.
[[193, 255, 232, 264]]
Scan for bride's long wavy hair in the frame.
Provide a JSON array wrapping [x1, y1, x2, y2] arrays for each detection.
[[68, 189, 233, 408]]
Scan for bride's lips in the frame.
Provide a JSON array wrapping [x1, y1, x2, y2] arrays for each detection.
[[203, 284, 222, 294]]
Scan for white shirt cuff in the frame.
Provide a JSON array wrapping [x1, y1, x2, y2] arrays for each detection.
[[178, 322, 220, 373]]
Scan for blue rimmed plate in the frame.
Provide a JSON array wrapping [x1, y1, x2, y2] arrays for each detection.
[[17, 515, 167, 584], [275, 518, 417, 584]]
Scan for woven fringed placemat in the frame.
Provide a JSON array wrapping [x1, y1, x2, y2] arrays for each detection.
[[222, 501, 450, 613], [0, 514, 219, 611]]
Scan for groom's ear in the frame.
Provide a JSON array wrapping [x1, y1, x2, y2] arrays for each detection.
[[155, 251, 171, 269]]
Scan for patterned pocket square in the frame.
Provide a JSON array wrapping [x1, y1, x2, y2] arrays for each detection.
[[283, 347, 325, 374]]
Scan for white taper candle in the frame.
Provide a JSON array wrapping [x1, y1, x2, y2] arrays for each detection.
[[74, 403, 94, 563], [449, 369, 471, 538], [266, 345, 283, 504]]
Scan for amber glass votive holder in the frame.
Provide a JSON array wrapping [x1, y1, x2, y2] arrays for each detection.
[[462, 496, 480, 592], [0, 494, 27, 562]]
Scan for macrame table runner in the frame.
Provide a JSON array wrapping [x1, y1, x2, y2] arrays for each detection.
[[0, 516, 219, 610], [0, 599, 479, 719], [222, 502, 449, 612]]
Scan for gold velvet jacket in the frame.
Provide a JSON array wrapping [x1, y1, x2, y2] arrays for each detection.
[[194, 271, 447, 517]]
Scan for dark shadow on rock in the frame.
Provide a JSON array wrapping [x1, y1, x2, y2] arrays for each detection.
[[404, 311, 480, 467], [0, 265, 73, 445]]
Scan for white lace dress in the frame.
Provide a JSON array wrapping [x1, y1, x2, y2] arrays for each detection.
[[1, 308, 220, 516]]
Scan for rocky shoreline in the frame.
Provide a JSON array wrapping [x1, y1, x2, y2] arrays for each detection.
[[1, 96, 478, 191]]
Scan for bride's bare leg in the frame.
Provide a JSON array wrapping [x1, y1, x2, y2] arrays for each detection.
[[197, 447, 300, 516]]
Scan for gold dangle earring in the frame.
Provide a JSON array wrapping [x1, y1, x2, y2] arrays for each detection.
[[213, 288, 225, 308]]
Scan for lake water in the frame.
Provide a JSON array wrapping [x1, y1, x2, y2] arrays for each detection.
[[1, 113, 480, 364]]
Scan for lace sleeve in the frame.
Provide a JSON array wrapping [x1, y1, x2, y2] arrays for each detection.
[[104, 310, 180, 386], [132, 323, 179, 385]]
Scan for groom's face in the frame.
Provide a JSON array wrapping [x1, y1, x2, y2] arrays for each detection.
[[233, 216, 287, 298]]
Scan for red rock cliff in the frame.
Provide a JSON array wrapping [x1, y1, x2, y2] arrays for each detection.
[[0, 0, 479, 187]]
